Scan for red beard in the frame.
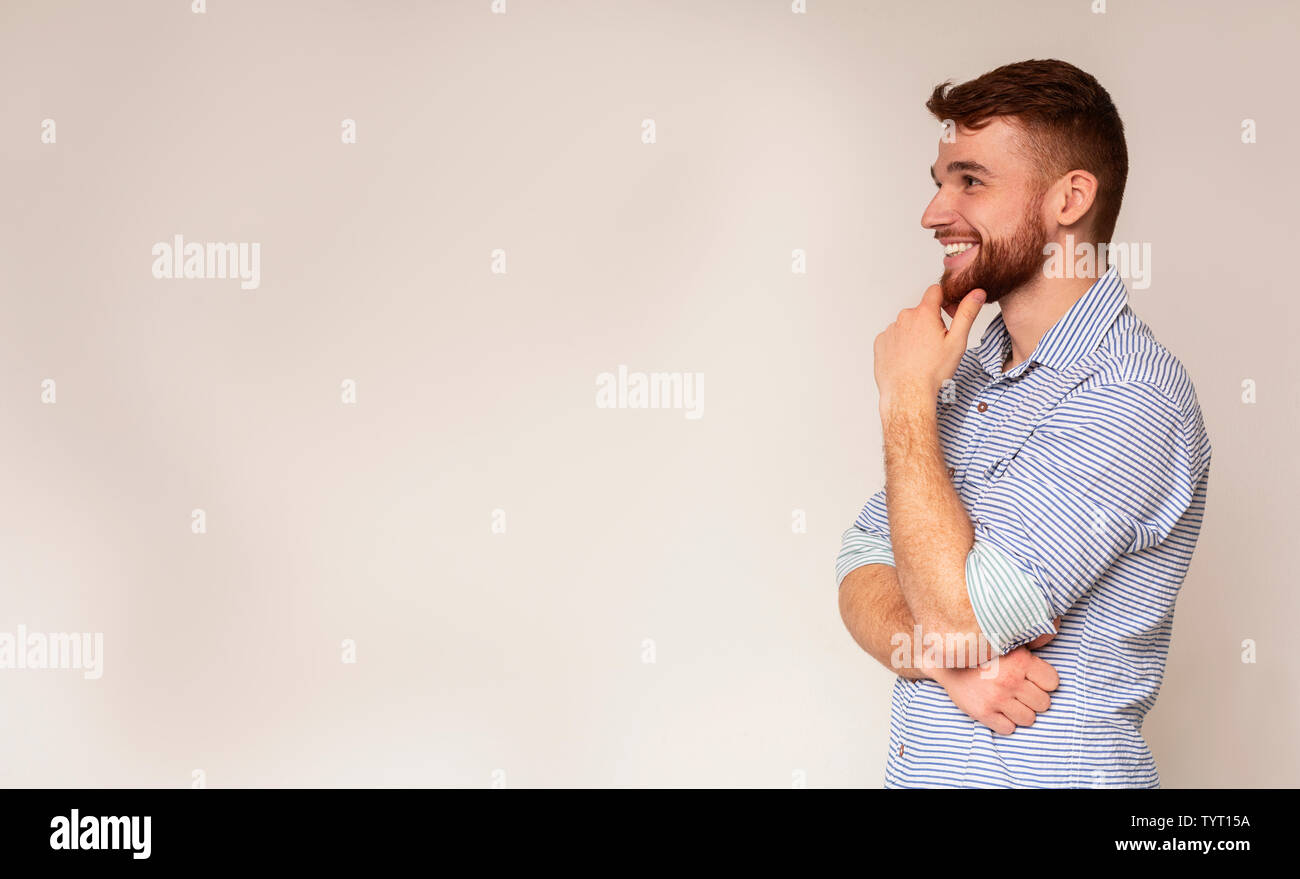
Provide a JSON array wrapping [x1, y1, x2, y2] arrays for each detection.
[[938, 194, 1051, 307]]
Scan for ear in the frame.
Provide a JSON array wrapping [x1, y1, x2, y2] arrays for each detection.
[[1054, 169, 1099, 228]]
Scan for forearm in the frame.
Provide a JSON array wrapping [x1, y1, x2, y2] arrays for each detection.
[[838, 563, 949, 683], [881, 388, 980, 636]]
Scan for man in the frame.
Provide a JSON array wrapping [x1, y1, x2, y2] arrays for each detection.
[[836, 59, 1212, 788]]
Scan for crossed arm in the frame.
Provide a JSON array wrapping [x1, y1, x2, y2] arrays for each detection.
[[838, 563, 939, 682], [838, 387, 1060, 731], [838, 562, 1058, 680], [839, 561, 1060, 735]]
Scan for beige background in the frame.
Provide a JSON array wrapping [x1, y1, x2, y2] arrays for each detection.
[[0, 0, 1294, 787]]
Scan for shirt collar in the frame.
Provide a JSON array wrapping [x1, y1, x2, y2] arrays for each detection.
[[975, 265, 1128, 379]]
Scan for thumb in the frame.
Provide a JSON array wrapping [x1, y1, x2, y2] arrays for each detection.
[[946, 288, 985, 341]]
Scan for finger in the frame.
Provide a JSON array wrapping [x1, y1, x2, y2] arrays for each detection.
[[945, 288, 986, 341], [1000, 699, 1037, 728], [1027, 656, 1061, 691], [919, 284, 944, 311], [1027, 616, 1063, 649], [1016, 681, 1052, 713], [1025, 631, 1054, 650], [988, 713, 1016, 736]]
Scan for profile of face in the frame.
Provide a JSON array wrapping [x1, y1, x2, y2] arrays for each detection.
[[922, 118, 1053, 309]]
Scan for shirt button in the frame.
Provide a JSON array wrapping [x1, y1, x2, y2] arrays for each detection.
[[977, 401, 988, 413], [947, 466, 955, 477], [899, 745, 904, 757]]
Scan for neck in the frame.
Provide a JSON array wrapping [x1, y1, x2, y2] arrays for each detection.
[[996, 273, 1096, 371]]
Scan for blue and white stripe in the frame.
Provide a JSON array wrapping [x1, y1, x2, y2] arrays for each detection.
[[839, 265, 1212, 788]]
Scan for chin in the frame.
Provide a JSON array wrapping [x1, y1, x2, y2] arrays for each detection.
[[941, 264, 1006, 306], [939, 269, 975, 305]]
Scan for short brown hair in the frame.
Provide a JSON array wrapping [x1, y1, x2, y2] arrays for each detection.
[[926, 59, 1129, 244]]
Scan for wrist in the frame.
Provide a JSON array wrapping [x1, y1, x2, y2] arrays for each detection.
[[879, 382, 934, 420], [929, 664, 959, 686]]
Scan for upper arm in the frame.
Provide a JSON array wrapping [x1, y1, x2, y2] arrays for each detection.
[[836, 486, 894, 589], [836, 523, 894, 588], [852, 487, 891, 542], [967, 381, 1201, 619], [964, 538, 1058, 655]]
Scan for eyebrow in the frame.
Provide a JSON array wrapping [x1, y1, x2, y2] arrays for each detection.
[[929, 160, 996, 182]]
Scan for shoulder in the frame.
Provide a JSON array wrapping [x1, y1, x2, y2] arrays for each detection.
[[1070, 307, 1211, 467], [1068, 308, 1193, 402]]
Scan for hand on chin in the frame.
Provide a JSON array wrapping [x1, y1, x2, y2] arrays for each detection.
[[940, 269, 979, 318]]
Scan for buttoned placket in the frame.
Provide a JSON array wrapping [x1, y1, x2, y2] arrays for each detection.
[[948, 340, 1041, 502]]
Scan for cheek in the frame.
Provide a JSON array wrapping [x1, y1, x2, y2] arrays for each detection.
[[977, 198, 1030, 241]]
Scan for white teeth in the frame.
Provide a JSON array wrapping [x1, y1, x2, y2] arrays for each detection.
[[944, 242, 977, 256]]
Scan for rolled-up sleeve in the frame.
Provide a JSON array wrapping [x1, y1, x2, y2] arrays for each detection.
[[965, 538, 1057, 654], [967, 381, 1200, 629], [836, 525, 894, 588], [837, 487, 895, 589]]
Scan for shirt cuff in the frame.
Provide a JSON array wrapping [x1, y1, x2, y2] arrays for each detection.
[[965, 538, 1057, 654], [836, 526, 895, 588]]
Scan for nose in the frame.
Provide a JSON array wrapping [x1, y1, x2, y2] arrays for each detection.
[[921, 188, 958, 233]]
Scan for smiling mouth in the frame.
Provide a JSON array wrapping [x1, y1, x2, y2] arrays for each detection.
[[942, 241, 979, 268]]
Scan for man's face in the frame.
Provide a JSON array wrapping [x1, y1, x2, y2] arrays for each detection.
[[922, 118, 1053, 308]]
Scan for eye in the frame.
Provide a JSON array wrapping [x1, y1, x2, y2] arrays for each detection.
[[934, 175, 984, 190]]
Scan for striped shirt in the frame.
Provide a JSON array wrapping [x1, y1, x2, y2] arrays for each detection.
[[837, 265, 1212, 788]]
